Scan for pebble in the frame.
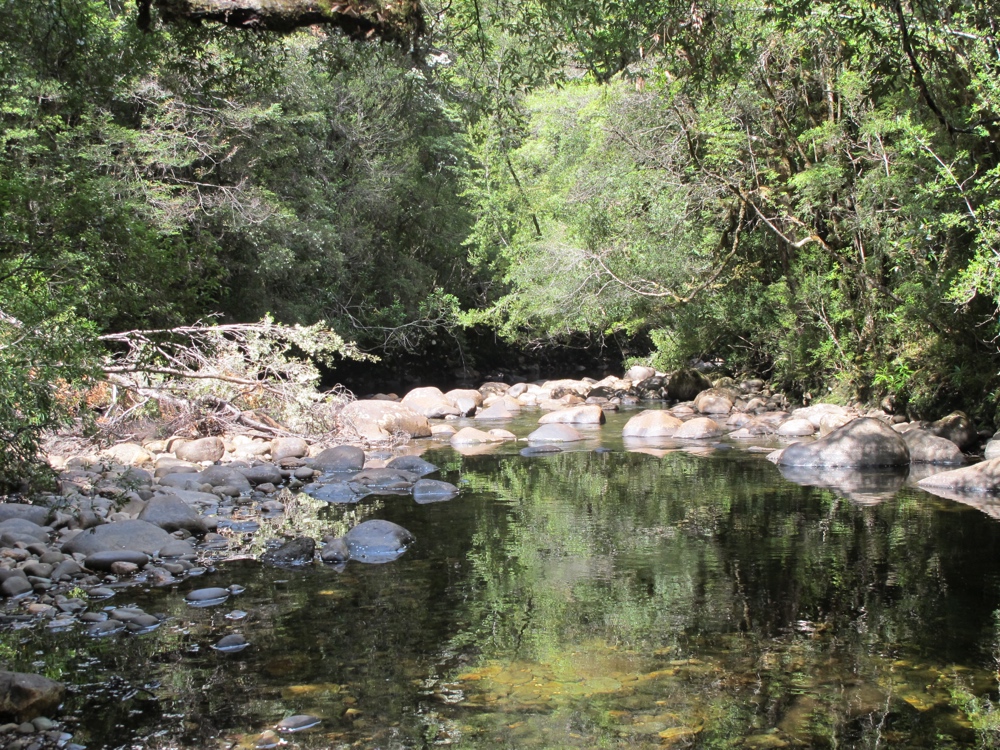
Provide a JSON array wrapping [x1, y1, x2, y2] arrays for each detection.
[[211, 634, 249, 653], [184, 587, 230, 607], [276, 714, 321, 732], [224, 610, 248, 621]]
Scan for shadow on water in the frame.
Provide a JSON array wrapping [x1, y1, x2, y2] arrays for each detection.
[[5, 411, 1000, 748]]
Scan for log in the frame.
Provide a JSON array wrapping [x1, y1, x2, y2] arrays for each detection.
[[147, 0, 425, 42]]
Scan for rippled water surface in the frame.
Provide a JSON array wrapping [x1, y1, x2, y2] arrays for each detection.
[[8, 410, 1000, 749]]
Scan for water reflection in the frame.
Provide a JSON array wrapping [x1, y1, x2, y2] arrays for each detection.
[[4, 412, 1000, 748], [777, 464, 908, 505]]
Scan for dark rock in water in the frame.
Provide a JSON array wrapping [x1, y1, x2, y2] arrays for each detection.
[[0, 504, 50, 526], [902, 429, 965, 465], [777, 418, 909, 468], [157, 540, 197, 560], [0, 671, 64, 721], [411, 479, 459, 504], [211, 634, 249, 653], [385, 455, 439, 476], [309, 445, 365, 473], [320, 537, 350, 564], [344, 520, 414, 564], [302, 480, 371, 504], [185, 587, 230, 607], [62, 520, 174, 556], [87, 587, 115, 600], [928, 411, 978, 451], [277, 714, 322, 733], [261, 537, 315, 566], [520, 445, 562, 457], [139, 494, 209, 535], [87, 619, 126, 637], [197, 465, 252, 492], [349, 468, 420, 491], [84, 550, 150, 572]]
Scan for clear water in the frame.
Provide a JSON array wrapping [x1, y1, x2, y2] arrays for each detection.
[[7, 410, 1000, 749]]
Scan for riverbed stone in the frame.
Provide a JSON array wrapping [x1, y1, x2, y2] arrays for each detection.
[[340, 400, 431, 440], [791, 403, 853, 429], [694, 389, 734, 414], [538, 404, 605, 425], [62, 520, 174, 556], [320, 537, 350, 563], [665, 369, 712, 401], [309, 445, 366, 472], [138, 495, 208, 535], [261, 536, 315, 566], [174, 437, 225, 463], [527, 424, 585, 443], [156, 473, 203, 491], [450, 427, 502, 445], [101, 443, 153, 466], [400, 387, 462, 419], [385, 455, 439, 476], [902, 429, 965, 465], [622, 411, 683, 438], [1, 578, 32, 598], [917, 457, 1000, 494], [303, 480, 371, 504], [928, 411, 978, 451], [238, 464, 283, 486], [0, 519, 48, 544], [624, 365, 656, 383], [475, 401, 517, 420], [673, 417, 724, 440], [350, 468, 420, 490], [777, 417, 909, 467], [412, 479, 460, 504], [197, 466, 252, 492], [84, 550, 150, 572], [986, 439, 1000, 460], [776, 418, 817, 437], [269, 437, 308, 461], [444, 388, 483, 416], [0, 672, 64, 721], [344, 520, 414, 563], [0, 505, 50, 527]]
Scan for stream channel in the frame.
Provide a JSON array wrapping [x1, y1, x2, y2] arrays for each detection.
[[6, 408, 1000, 749]]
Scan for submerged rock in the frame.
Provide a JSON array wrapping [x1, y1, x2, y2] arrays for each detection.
[[344, 520, 414, 563], [0, 671, 64, 721], [309, 445, 366, 473], [261, 537, 315, 566], [385, 455, 439, 476], [212, 634, 249, 653], [917, 457, 1000, 495], [412, 479, 460, 504]]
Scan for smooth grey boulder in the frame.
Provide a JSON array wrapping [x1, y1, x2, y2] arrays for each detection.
[[0, 504, 50, 526], [320, 537, 350, 563], [622, 410, 683, 438], [412, 479, 460, 504], [239, 464, 283, 486], [302, 480, 372, 504], [84, 550, 150, 572], [340, 400, 431, 440], [928, 411, 978, 451], [776, 418, 816, 437], [62, 520, 174, 556], [0, 671, 64, 721], [665, 369, 712, 401], [902, 429, 965, 465], [0, 519, 48, 543], [156, 472, 203, 491], [138, 495, 208, 534], [350, 468, 419, 490], [344, 520, 414, 563], [261, 536, 315, 566], [693, 388, 734, 415], [270, 437, 308, 461], [1, 578, 32, 598], [538, 404, 605, 425], [386, 455, 439, 476], [400, 386, 462, 419], [527, 424, 584, 443], [309, 445, 366, 473], [673, 417, 724, 440], [174, 437, 225, 463], [198, 466, 252, 492], [917, 457, 1000, 495], [776, 418, 910, 468]]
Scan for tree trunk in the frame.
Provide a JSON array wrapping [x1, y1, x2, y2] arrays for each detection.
[[148, 0, 424, 42]]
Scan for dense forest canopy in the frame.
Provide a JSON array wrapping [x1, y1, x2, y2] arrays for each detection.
[[2, 0, 1000, 480]]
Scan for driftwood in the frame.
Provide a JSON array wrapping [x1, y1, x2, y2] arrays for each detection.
[[145, 0, 425, 42]]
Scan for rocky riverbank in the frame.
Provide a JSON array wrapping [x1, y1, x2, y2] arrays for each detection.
[[0, 365, 998, 745]]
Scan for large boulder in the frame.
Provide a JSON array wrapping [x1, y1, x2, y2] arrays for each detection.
[[174, 437, 225, 463], [776, 418, 909, 467], [776, 418, 816, 437], [673, 417, 724, 440], [62, 520, 174, 556], [538, 405, 605, 425], [197, 465, 252, 492], [986, 439, 1000, 461], [445, 388, 483, 416], [526, 424, 584, 443], [450, 427, 503, 445], [693, 388, 735, 415], [624, 365, 656, 383], [621, 411, 683, 438], [400, 386, 462, 419], [0, 504, 50, 526], [0, 671, 64, 721], [270, 437, 309, 461], [790, 403, 853, 429], [310, 445, 366, 472], [344, 520, 414, 563], [475, 399, 519, 420], [928, 411, 978, 451], [665, 369, 712, 401], [101, 442, 153, 466], [917, 457, 1000, 494], [340, 400, 431, 440], [138, 495, 209, 534], [902, 429, 965, 465]]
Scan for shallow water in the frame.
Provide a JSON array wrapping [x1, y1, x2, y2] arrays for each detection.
[[7, 409, 1000, 749]]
